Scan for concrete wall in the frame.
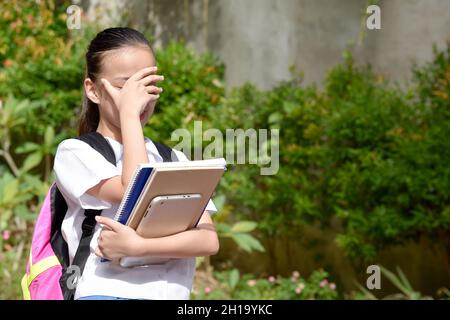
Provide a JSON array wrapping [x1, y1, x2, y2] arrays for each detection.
[[85, 0, 450, 89], [366, 0, 450, 85]]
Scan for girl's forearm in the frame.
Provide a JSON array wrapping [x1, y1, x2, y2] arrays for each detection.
[[120, 112, 149, 187], [135, 228, 219, 258]]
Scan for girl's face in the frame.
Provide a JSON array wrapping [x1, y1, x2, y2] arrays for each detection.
[[86, 45, 157, 128]]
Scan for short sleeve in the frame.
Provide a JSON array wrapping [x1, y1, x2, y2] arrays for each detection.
[[53, 139, 121, 210], [172, 149, 218, 215]]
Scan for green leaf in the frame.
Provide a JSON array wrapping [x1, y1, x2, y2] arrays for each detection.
[[195, 256, 205, 268], [282, 101, 298, 115], [244, 235, 265, 252], [212, 194, 226, 211], [15, 142, 39, 154], [231, 221, 257, 233], [14, 204, 36, 221], [380, 265, 410, 296], [44, 126, 55, 146], [14, 99, 32, 114], [396, 266, 413, 292], [231, 233, 265, 252], [2, 178, 19, 204], [21, 152, 43, 173], [354, 281, 378, 300], [0, 209, 13, 229], [230, 234, 252, 252], [23, 174, 48, 195], [268, 112, 282, 125], [229, 269, 240, 289], [216, 222, 232, 235]]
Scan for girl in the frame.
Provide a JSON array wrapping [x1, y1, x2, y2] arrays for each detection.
[[53, 27, 219, 300]]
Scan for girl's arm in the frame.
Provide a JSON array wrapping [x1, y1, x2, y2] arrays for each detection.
[[94, 211, 219, 260], [119, 111, 149, 186]]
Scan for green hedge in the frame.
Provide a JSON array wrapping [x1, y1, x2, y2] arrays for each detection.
[[213, 47, 450, 260]]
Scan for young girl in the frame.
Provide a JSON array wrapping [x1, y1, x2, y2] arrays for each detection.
[[53, 27, 219, 300]]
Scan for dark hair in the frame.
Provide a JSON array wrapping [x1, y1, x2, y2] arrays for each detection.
[[78, 27, 153, 135]]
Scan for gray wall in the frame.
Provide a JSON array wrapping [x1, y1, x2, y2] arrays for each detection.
[[85, 0, 450, 89]]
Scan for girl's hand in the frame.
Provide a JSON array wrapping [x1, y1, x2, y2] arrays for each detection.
[[101, 66, 164, 118], [94, 216, 144, 260]]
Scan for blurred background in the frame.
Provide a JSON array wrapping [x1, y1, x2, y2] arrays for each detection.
[[0, 0, 449, 299]]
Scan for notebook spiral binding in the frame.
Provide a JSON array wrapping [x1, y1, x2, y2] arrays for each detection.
[[113, 165, 144, 225]]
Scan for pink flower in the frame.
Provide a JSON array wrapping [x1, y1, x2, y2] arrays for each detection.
[[295, 283, 305, 294], [2, 230, 10, 241], [292, 271, 300, 279], [268, 276, 276, 283], [247, 279, 257, 287], [3, 59, 13, 68], [319, 279, 328, 288], [329, 283, 336, 290], [204, 287, 212, 294]]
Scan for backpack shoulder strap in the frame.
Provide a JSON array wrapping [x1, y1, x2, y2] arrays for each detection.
[[76, 131, 116, 165], [153, 142, 178, 162], [60, 131, 117, 300]]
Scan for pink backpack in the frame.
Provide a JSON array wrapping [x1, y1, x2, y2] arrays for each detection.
[[21, 132, 117, 300]]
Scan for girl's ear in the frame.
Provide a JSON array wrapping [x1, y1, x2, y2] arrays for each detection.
[[84, 78, 100, 104]]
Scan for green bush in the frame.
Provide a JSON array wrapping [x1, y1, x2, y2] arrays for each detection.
[[212, 47, 450, 262], [328, 49, 450, 259], [0, 0, 88, 140], [211, 80, 324, 237]]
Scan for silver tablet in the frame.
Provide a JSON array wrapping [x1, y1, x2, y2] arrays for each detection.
[[137, 193, 203, 238], [120, 194, 203, 268]]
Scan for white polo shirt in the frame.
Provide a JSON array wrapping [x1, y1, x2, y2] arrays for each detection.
[[53, 135, 217, 300]]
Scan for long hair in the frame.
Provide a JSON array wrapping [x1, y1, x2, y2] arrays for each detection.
[[78, 27, 153, 135]]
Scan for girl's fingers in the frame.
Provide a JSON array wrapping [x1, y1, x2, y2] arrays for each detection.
[[140, 74, 164, 86], [146, 93, 160, 101], [145, 85, 163, 95], [130, 66, 158, 81], [95, 247, 104, 258], [101, 78, 119, 100], [96, 215, 122, 232]]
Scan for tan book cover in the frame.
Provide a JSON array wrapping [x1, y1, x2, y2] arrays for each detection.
[[127, 166, 225, 233]]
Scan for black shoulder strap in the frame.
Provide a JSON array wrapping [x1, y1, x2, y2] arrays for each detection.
[[154, 142, 178, 162], [59, 131, 116, 300], [76, 131, 116, 165]]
